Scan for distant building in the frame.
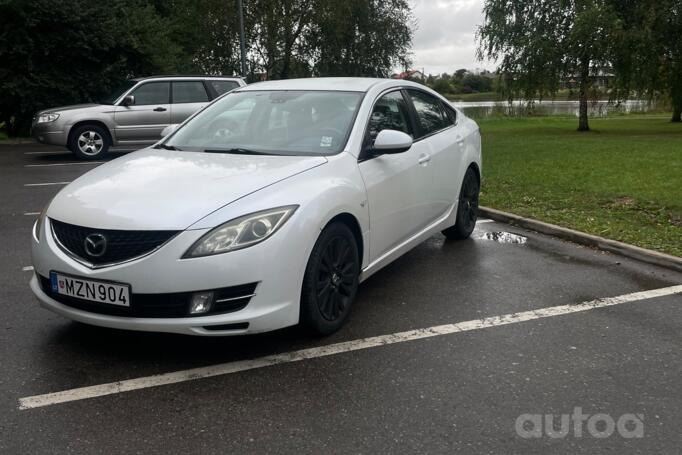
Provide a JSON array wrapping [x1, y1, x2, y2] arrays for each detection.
[[393, 69, 426, 81]]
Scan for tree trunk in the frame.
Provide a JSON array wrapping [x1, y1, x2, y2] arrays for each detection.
[[577, 58, 590, 132], [672, 103, 682, 123]]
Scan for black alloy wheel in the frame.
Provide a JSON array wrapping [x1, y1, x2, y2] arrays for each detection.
[[301, 222, 359, 335], [442, 167, 480, 240]]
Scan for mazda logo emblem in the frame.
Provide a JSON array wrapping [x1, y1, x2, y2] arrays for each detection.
[[84, 233, 107, 257]]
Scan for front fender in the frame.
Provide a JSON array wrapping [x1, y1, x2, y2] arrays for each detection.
[[187, 152, 370, 269]]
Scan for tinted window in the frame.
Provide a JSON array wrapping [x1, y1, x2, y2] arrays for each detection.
[[408, 90, 449, 136], [130, 82, 170, 105], [210, 80, 240, 95], [173, 81, 209, 103], [367, 91, 413, 143]]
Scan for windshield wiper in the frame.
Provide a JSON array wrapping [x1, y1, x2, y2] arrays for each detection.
[[204, 148, 275, 155], [154, 143, 182, 151]]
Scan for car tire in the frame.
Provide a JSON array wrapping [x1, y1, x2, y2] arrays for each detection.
[[300, 222, 360, 335], [68, 124, 111, 160], [442, 167, 480, 240]]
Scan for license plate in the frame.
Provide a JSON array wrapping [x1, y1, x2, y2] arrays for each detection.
[[50, 272, 130, 307]]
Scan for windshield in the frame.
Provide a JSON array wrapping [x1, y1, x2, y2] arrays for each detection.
[[165, 90, 364, 155], [99, 80, 137, 105]]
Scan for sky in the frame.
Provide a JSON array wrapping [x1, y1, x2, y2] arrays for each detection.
[[409, 0, 495, 75]]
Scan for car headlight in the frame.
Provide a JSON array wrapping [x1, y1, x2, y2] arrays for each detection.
[[37, 113, 60, 123], [33, 202, 50, 242], [183, 205, 298, 258]]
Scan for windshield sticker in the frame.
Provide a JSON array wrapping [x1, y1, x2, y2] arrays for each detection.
[[320, 136, 333, 147]]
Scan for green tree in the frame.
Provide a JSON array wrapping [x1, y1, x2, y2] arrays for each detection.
[[477, 0, 621, 131], [430, 78, 452, 95], [461, 74, 493, 93], [161, 0, 243, 75], [308, 0, 413, 77], [609, 0, 681, 122], [0, 0, 182, 136], [650, 0, 682, 122], [247, 0, 315, 79]]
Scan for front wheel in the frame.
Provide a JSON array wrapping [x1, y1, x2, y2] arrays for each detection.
[[300, 222, 360, 335], [442, 167, 480, 240], [68, 124, 111, 160]]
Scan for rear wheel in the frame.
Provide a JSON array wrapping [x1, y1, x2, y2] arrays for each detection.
[[68, 124, 110, 160], [300, 222, 360, 335], [442, 167, 479, 240]]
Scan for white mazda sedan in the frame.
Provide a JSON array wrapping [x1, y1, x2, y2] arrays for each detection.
[[30, 78, 481, 336]]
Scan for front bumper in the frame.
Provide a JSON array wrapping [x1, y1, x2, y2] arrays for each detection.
[[30, 219, 311, 336], [31, 121, 68, 146]]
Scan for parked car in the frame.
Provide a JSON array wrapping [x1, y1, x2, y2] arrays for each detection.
[[30, 77, 482, 336], [31, 75, 246, 159]]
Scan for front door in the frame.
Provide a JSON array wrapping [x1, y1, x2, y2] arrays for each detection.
[[358, 90, 435, 261], [114, 81, 171, 144]]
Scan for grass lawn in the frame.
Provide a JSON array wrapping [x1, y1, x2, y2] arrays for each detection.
[[478, 115, 682, 256]]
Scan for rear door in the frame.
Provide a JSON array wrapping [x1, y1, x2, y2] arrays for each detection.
[[170, 80, 211, 124], [405, 89, 462, 217], [114, 81, 171, 144]]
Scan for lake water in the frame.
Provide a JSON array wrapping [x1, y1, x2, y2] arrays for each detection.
[[451, 100, 657, 118]]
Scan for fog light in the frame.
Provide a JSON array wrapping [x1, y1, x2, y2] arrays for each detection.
[[189, 291, 214, 314]]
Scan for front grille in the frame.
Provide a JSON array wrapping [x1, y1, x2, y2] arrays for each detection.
[[38, 275, 257, 318], [50, 219, 179, 266]]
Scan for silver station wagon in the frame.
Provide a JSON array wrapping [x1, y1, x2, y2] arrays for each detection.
[[31, 75, 246, 159]]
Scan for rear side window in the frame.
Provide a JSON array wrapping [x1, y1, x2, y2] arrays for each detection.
[[209, 80, 240, 96], [407, 90, 449, 137], [173, 81, 209, 103], [366, 90, 414, 143], [442, 102, 457, 125], [130, 82, 170, 105]]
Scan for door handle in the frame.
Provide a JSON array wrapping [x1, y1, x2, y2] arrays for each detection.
[[456, 135, 465, 146], [418, 153, 431, 165], [153, 107, 167, 112]]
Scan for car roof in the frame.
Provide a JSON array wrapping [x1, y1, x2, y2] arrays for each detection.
[[238, 77, 414, 93], [131, 75, 243, 82]]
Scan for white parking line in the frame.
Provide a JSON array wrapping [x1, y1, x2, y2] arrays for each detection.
[[25, 162, 103, 168], [477, 219, 494, 224], [24, 151, 68, 155], [24, 182, 70, 187], [17, 284, 682, 410], [22, 266, 34, 272], [24, 212, 40, 216]]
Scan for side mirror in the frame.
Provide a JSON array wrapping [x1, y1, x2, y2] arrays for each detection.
[[372, 129, 413, 155], [160, 124, 179, 137], [121, 95, 135, 106]]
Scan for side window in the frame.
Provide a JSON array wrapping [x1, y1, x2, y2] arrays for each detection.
[[366, 91, 414, 144], [407, 90, 449, 137], [173, 81, 209, 103], [442, 102, 457, 126], [130, 82, 170, 105], [210, 80, 240, 96]]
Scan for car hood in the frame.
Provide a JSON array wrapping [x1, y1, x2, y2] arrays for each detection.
[[47, 149, 327, 230], [38, 104, 101, 115]]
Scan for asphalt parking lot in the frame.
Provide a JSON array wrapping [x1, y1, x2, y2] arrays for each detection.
[[1, 142, 681, 454]]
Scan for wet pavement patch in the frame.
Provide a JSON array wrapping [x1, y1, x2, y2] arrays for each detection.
[[475, 231, 528, 244]]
